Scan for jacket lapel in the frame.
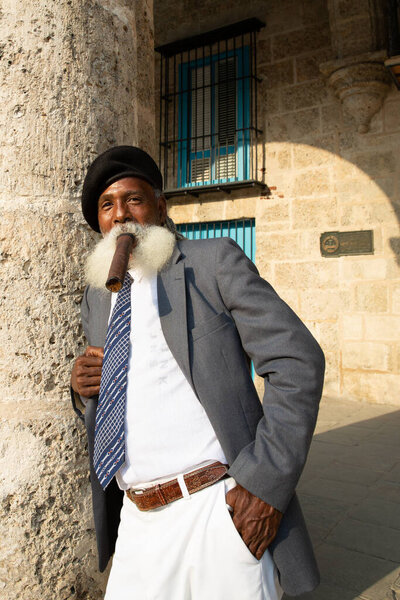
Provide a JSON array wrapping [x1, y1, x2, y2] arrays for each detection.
[[91, 288, 111, 348], [157, 245, 195, 394]]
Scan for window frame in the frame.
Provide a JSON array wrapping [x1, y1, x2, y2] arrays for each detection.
[[156, 18, 266, 197]]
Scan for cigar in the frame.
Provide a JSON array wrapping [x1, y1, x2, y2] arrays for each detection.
[[106, 233, 137, 292]]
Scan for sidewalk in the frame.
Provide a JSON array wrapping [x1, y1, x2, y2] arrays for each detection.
[[287, 398, 400, 600]]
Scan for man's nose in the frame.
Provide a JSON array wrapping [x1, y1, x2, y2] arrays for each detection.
[[113, 200, 132, 223]]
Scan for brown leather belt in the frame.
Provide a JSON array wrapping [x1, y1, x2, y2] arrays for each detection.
[[126, 461, 229, 511]]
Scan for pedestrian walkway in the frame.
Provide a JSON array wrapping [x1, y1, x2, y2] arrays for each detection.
[[285, 398, 400, 600]]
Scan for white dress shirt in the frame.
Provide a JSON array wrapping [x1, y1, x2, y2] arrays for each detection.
[[109, 268, 227, 489]]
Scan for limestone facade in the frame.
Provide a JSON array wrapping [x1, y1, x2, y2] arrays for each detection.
[[154, 0, 400, 406], [0, 1, 399, 599]]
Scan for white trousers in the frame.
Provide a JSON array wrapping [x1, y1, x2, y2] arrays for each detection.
[[105, 478, 283, 600]]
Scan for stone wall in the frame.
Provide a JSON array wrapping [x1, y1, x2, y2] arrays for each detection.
[[154, 0, 400, 406], [0, 1, 154, 598]]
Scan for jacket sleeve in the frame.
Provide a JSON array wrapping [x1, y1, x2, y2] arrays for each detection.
[[217, 238, 325, 513], [70, 286, 91, 422]]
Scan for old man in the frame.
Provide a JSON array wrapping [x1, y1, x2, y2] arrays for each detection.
[[71, 145, 325, 599]]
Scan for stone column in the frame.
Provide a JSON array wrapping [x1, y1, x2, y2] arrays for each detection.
[[320, 0, 390, 132], [0, 1, 154, 598]]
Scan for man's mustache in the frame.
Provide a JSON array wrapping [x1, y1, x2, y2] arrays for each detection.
[[85, 223, 176, 290]]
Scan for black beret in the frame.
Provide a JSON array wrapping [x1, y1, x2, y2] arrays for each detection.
[[81, 145, 163, 232]]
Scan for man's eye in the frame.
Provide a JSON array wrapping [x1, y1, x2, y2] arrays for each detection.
[[127, 197, 142, 203], [101, 202, 112, 209]]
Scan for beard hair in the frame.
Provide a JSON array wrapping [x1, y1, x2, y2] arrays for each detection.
[[85, 222, 176, 290]]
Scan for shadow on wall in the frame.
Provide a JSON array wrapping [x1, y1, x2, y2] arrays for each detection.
[[261, 131, 400, 268], [284, 409, 400, 600]]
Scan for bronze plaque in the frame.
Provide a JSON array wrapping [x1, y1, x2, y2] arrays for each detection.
[[320, 230, 373, 257]]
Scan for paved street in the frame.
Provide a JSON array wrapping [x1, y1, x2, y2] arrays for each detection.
[[284, 398, 400, 600]]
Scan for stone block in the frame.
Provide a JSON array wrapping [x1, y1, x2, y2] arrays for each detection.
[[354, 282, 388, 312], [342, 341, 391, 371], [316, 320, 339, 348], [342, 370, 400, 406], [340, 199, 396, 226], [321, 102, 342, 133], [323, 350, 340, 392], [262, 0, 303, 35], [337, 0, 371, 18], [267, 107, 321, 141], [364, 315, 400, 341], [257, 38, 272, 65], [295, 48, 333, 83], [292, 168, 330, 197], [292, 196, 337, 228], [301, 0, 330, 25], [393, 284, 400, 314], [386, 256, 400, 280], [332, 155, 360, 180], [256, 196, 290, 222], [259, 86, 280, 116], [277, 288, 300, 312], [340, 258, 387, 281], [374, 176, 396, 198], [280, 79, 331, 111], [259, 59, 294, 90], [257, 220, 292, 233], [292, 143, 332, 169], [300, 288, 350, 319], [298, 230, 322, 259], [384, 100, 400, 133], [333, 16, 377, 58], [275, 260, 339, 290], [272, 24, 331, 61], [257, 232, 301, 260], [256, 258, 274, 283], [352, 150, 396, 178], [337, 172, 389, 203], [396, 343, 400, 375], [264, 143, 292, 171], [169, 202, 201, 224], [302, 319, 320, 341]]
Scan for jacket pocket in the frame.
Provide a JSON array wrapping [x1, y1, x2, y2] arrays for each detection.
[[191, 312, 232, 341]]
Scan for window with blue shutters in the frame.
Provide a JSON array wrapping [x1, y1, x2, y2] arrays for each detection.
[[156, 19, 266, 198]]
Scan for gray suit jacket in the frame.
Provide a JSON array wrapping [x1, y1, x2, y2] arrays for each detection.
[[72, 237, 325, 596]]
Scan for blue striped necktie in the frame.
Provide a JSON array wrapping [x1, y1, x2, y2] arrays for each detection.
[[94, 273, 133, 489]]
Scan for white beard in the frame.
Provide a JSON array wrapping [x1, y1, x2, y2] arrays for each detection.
[[85, 222, 176, 290]]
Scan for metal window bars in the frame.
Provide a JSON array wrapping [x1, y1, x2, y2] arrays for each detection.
[[156, 19, 265, 195]]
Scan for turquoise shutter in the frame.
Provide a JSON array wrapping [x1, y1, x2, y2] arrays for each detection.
[[177, 218, 256, 377], [178, 48, 250, 187], [177, 218, 255, 262]]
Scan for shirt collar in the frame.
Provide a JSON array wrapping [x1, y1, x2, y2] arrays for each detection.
[[128, 267, 144, 283]]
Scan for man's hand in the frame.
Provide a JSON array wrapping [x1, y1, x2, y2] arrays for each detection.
[[225, 483, 283, 560], [71, 346, 104, 398]]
